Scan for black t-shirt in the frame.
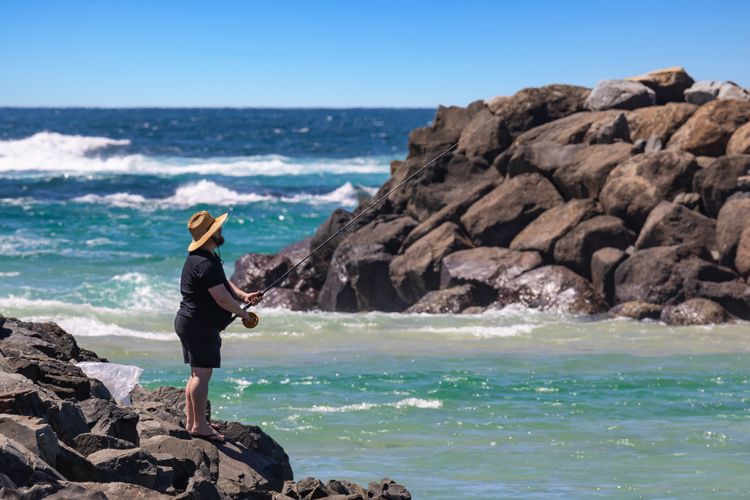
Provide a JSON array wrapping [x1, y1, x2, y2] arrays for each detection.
[[176, 249, 237, 330]]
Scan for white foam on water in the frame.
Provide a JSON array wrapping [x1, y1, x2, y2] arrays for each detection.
[[0, 132, 389, 177], [0, 272, 21, 277], [71, 180, 374, 209], [416, 324, 536, 338], [28, 315, 175, 341], [295, 397, 443, 413]]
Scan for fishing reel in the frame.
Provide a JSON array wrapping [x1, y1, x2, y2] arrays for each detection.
[[242, 311, 260, 329]]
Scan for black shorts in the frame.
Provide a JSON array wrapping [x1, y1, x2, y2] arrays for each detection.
[[174, 314, 222, 368]]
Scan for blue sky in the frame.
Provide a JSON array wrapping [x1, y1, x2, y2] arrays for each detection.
[[1, 0, 748, 107]]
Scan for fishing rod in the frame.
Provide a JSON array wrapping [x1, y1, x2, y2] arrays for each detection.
[[233, 113, 499, 329]]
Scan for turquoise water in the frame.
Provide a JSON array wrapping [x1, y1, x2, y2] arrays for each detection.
[[2, 108, 750, 498]]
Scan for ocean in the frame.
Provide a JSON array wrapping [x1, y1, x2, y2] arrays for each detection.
[[1, 108, 749, 499]]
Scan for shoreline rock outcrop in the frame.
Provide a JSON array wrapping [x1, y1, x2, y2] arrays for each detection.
[[0, 315, 411, 499], [230, 67, 750, 326]]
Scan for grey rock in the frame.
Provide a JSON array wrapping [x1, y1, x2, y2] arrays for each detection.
[[440, 247, 543, 297], [0, 434, 63, 487], [79, 398, 140, 446], [88, 447, 158, 489], [73, 432, 135, 457], [584, 80, 656, 111], [0, 414, 59, 467]]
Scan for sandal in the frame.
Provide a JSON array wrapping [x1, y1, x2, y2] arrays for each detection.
[[190, 430, 225, 443]]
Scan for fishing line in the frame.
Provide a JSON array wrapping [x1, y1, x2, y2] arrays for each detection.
[[232, 112, 500, 328]]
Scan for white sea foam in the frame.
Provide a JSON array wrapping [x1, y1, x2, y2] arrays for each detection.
[[72, 180, 374, 209], [31, 315, 175, 341], [0, 132, 389, 177], [298, 398, 442, 413], [417, 324, 536, 338], [0, 271, 21, 277]]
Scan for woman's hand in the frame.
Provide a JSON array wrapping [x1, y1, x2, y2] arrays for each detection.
[[244, 291, 263, 306]]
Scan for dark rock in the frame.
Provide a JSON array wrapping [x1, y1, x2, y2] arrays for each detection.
[[554, 143, 636, 199], [600, 150, 699, 229], [736, 226, 750, 278], [727, 122, 750, 155], [486, 84, 590, 137], [88, 447, 158, 489], [625, 103, 698, 144], [461, 173, 563, 247], [716, 194, 750, 267], [553, 215, 634, 279], [73, 433, 135, 457], [667, 99, 750, 156], [281, 476, 332, 500], [1, 354, 91, 401], [626, 67, 695, 104], [175, 470, 221, 500], [211, 420, 293, 483], [45, 400, 90, 448], [672, 192, 702, 210], [584, 80, 656, 111], [495, 265, 607, 314], [408, 102, 482, 157], [55, 441, 98, 482], [318, 242, 406, 312], [345, 215, 418, 255], [79, 398, 140, 446], [213, 440, 287, 496], [140, 436, 209, 490], [685, 278, 750, 320], [635, 201, 716, 251], [661, 298, 731, 325], [510, 199, 600, 256], [608, 301, 663, 320], [693, 155, 750, 217], [440, 247, 543, 297], [324, 478, 369, 498], [506, 141, 586, 178], [591, 247, 627, 304], [136, 415, 191, 441], [457, 107, 511, 162], [404, 285, 480, 314], [89, 378, 112, 401], [367, 477, 412, 500], [0, 414, 59, 467], [0, 317, 101, 362], [0, 435, 63, 487], [389, 222, 474, 305]]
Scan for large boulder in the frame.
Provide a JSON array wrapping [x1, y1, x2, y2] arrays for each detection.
[[211, 420, 293, 483], [727, 122, 750, 155], [318, 241, 406, 312], [667, 99, 750, 156], [343, 215, 418, 254], [494, 265, 607, 314], [456, 107, 511, 162], [1, 355, 91, 401], [79, 398, 140, 446], [140, 435, 211, 490], [584, 80, 656, 111], [486, 84, 590, 137], [510, 199, 600, 256], [0, 317, 103, 363], [508, 110, 627, 147], [626, 67, 695, 104], [599, 150, 699, 229], [693, 155, 750, 217], [716, 193, 750, 267], [0, 415, 59, 468], [213, 440, 288, 496], [88, 447, 158, 489], [408, 102, 483, 157], [505, 141, 586, 178], [404, 284, 481, 314], [625, 103, 698, 144], [461, 173, 563, 247], [635, 201, 717, 251], [73, 433, 135, 457], [553, 215, 635, 279], [660, 298, 731, 325], [685, 81, 750, 105], [389, 222, 473, 305], [552, 143, 636, 199], [736, 226, 750, 278], [439, 247, 542, 298], [0, 435, 63, 487], [367, 477, 413, 500], [591, 247, 627, 304], [608, 301, 663, 320]]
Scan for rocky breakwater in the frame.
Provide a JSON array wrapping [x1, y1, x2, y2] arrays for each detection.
[[0, 315, 411, 499], [232, 67, 750, 326]]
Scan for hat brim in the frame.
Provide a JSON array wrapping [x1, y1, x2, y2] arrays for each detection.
[[188, 213, 228, 252]]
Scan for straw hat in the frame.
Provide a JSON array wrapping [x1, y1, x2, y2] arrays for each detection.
[[187, 210, 228, 252]]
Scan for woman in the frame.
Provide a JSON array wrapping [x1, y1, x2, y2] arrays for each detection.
[[174, 210, 262, 442]]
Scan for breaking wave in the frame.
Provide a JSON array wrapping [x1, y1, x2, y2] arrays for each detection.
[[0, 132, 389, 177]]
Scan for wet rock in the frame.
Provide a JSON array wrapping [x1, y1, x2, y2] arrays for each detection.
[[0, 435, 63, 487], [495, 265, 607, 314], [510, 199, 600, 256], [440, 247, 543, 296], [693, 155, 750, 217], [626, 67, 695, 104], [716, 194, 750, 266], [367, 477, 412, 500], [591, 247, 627, 304], [73, 433, 135, 457], [635, 201, 716, 251], [461, 173, 563, 247], [608, 301, 663, 320], [553, 215, 635, 279], [88, 447, 158, 489], [727, 122, 750, 155], [486, 84, 590, 137], [79, 398, 140, 446], [318, 242, 406, 312], [457, 107, 511, 162], [389, 222, 473, 305], [661, 298, 731, 325], [404, 285, 481, 314], [584, 80, 656, 111], [667, 99, 750, 156], [625, 103, 698, 144], [0, 414, 59, 467], [600, 150, 699, 229]]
